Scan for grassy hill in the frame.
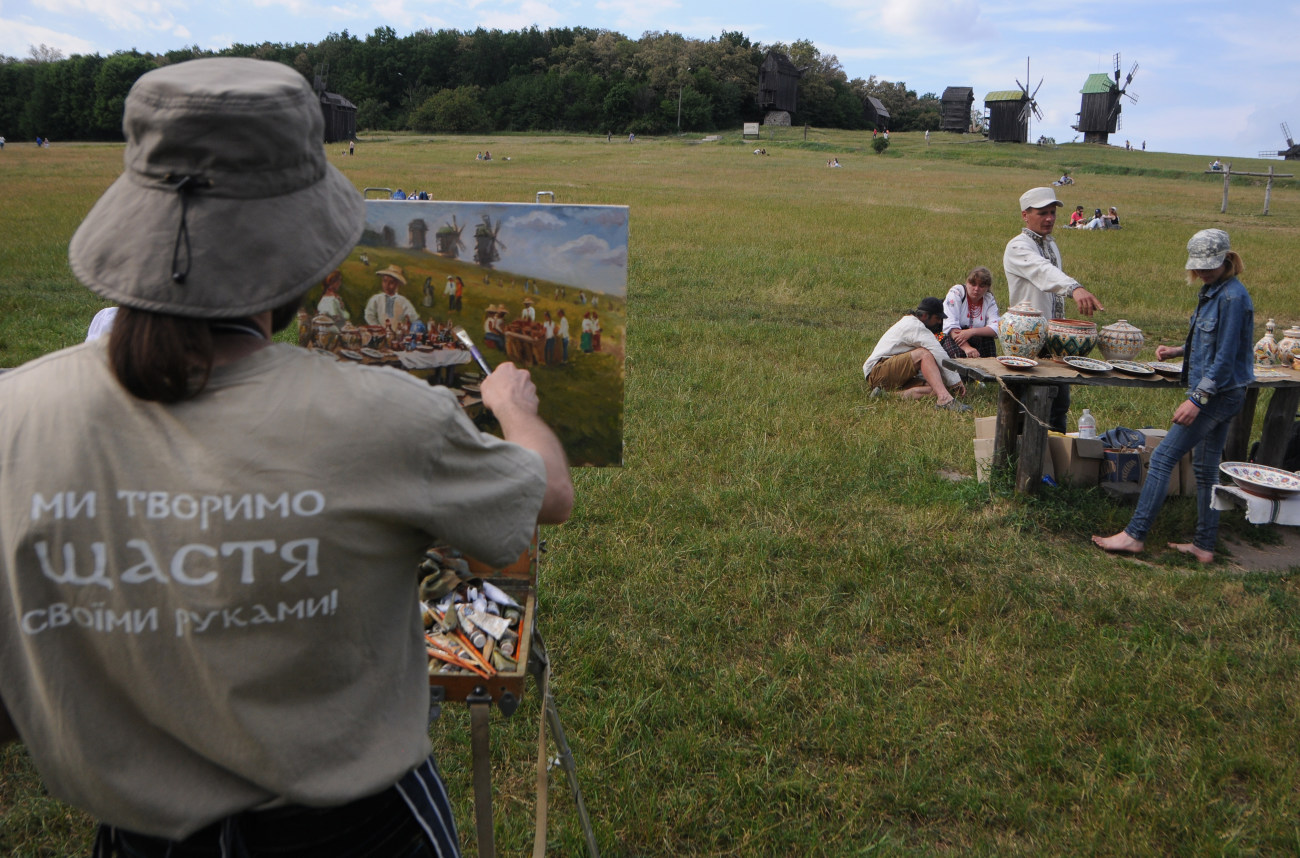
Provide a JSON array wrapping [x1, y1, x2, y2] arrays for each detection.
[[2, 131, 1298, 856]]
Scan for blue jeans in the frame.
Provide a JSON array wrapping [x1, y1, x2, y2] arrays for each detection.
[[1125, 388, 1246, 552]]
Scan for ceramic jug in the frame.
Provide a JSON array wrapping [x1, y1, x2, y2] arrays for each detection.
[[998, 302, 1047, 358], [1254, 318, 1284, 367]]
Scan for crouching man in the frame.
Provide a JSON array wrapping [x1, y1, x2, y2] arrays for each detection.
[[862, 297, 971, 412]]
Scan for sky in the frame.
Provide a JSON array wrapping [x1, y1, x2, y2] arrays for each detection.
[[3, 0, 1298, 160], [365, 201, 629, 293]]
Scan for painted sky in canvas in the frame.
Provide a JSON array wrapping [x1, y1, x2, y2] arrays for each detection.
[[365, 201, 628, 295], [3, 0, 1297, 159]]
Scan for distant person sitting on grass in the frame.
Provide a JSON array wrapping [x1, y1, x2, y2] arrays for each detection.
[[1103, 206, 1120, 228], [1068, 205, 1086, 228], [862, 297, 971, 412]]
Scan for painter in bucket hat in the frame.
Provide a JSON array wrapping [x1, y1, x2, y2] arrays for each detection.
[[2, 54, 570, 857], [68, 57, 364, 318]]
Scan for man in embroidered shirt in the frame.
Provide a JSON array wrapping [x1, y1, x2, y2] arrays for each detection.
[[862, 297, 971, 412], [1004, 187, 1105, 431]]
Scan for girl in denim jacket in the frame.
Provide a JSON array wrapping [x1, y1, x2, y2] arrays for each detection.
[[1093, 229, 1254, 563]]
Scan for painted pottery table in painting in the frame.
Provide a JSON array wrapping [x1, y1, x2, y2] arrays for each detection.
[[949, 357, 1300, 495]]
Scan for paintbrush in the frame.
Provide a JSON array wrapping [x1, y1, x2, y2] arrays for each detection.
[[452, 326, 493, 376]]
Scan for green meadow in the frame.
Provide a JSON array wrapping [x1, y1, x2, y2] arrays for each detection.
[[2, 131, 1299, 856]]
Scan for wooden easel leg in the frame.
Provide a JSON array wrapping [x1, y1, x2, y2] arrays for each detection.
[[468, 694, 496, 858]]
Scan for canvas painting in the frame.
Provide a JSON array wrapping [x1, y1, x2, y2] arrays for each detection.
[[300, 200, 628, 467]]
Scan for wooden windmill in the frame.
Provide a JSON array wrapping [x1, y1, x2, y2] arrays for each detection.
[[1073, 53, 1138, 144], [758, 50, 802, 125], [435, 216, 466, 258], [1258, 122, 1300, 160], [985, 60, 1042, 143], [473, 216, 506, 268]]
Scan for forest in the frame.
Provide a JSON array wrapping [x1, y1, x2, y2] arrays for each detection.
[[0, 27, 943, 140]]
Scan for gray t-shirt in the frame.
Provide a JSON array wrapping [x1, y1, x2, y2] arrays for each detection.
[[0, 340, 545, 838]]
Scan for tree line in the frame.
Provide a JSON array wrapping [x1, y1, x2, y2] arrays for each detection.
[[0, 28, 943, 141]]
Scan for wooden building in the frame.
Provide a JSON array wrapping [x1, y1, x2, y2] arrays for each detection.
[[758, 51, 800, 118], [940, 87, 974, 132], [984, 90, 1029, 143], [863, 96, 891, 131], [1073, 73, 1120, 144], [319, 91, 357, 144]]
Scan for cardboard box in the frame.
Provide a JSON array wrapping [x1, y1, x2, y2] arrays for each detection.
[[973, 434, 1054, 483], [1138, 429, 1181, 497], [974, 438, 995, 482], [1048, 434, 1105, 485], [1102, 449, 1143, 483]]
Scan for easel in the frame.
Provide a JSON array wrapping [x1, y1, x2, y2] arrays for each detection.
[[429, 544, 600, 858], [1207, 163, 1294, 214]]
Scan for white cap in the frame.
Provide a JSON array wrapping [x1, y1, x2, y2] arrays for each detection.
[[1019, 187, 1063, 211]]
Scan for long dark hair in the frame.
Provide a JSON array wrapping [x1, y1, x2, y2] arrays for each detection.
[[108, 299, 303, 403]]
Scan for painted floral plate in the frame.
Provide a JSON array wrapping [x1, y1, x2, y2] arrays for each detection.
[[338, 349, 365, 361], [1219, 462, 1300, 499], [1109, 360, 1156, 376], [997, 356, 1038, 370], [1253, 368, 1287, 378], [1149, 361, 1183, 376], [1062, 356, 1113, 373]]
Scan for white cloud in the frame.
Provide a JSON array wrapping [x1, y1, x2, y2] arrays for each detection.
[[29, 0, 186, 35], [507, 210, 567, 231], [0, 18, 96, 56]]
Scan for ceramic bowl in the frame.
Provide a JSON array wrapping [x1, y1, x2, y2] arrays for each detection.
[[1109, 360, 1155, 376], [1044, 319, 1098, 358], [1149, 361, 1183, 376], [1220, 462, 1300, 499], [997, 356, 1038, 370], [1062, 356, 1113, 373]]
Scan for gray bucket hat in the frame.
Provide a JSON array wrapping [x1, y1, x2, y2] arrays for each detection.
[[1185, 228, 1230, 270], [68, 57, 365, 318]]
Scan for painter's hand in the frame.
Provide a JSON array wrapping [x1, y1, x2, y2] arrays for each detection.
[[480, 362, 539, 419], [1155, 345, 1184, 362], [1072, 288, 1104, 316]]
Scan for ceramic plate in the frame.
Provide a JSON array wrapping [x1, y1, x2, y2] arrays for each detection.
[[997, 356, 1038, 370], [1109, 360, 1156, 376], [1149, 361, 1183, 376], [338, 349, 364, 361], [1254, 369, 1286, 378], [1220, 462, 1300, 499], [1062, 356, 1113, 373], [360, 348, 386, 359]]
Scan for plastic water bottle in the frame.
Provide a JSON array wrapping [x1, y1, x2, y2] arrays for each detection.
[[1078, 408, 1097, 440]]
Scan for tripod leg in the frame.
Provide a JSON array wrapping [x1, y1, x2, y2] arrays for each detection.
[[544, 692, 601, 858], [468, 698, 496, 858]]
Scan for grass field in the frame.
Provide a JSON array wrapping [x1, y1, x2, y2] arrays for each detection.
[[2, 130, 1299, 856]]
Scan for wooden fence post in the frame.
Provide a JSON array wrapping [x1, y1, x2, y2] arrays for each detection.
[[1221, 163, 1231, 213], [1264, 165, 1274, 215]]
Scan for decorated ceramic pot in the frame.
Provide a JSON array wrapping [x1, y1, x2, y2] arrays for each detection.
[[998, 301, 1048, 358], [296, 309, 313, 348], [1276, 323, 1300, 363], [1044, 318, 1098, 358], [1097, 319, 1145, 362], [312, 314, 339, 351], [339, 322, 362, 350], [1254, 318, 1284, 367]]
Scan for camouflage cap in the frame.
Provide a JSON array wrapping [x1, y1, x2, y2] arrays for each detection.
[[1185, 229, 1230, 270]]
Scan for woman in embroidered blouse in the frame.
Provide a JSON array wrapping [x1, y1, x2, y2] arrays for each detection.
[[941, 266, 1001, 358]]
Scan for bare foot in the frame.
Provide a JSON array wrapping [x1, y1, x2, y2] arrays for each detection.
[[1168, 542, 1214, 563], [1092, 532, 1144, 554]]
